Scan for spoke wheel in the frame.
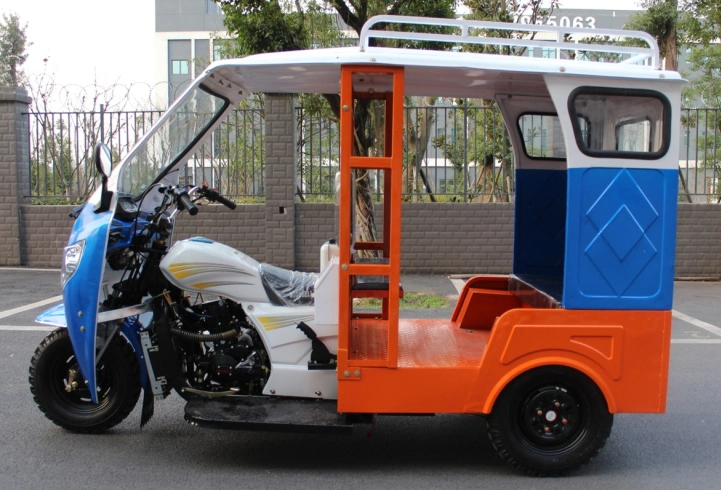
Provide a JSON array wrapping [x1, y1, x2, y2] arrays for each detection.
[[487, 366, 613, 476], [29, 328, 141, 433]]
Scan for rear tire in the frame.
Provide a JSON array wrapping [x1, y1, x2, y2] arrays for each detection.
[[487, 366, 613, 476], [29, 328, 141, 433]]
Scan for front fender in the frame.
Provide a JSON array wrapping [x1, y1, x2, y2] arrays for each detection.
[[36, 302, 150, 394]]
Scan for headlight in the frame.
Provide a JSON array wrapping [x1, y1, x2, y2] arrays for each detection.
[[61, 240, 85, 288]]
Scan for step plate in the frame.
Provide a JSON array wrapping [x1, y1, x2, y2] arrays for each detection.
[[185, 397, 353, 434]]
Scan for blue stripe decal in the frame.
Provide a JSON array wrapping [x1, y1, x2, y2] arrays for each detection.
[[564, 167, 677, 310]]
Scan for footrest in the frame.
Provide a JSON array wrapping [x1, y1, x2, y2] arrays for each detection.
[[185, 397, 353, 434]]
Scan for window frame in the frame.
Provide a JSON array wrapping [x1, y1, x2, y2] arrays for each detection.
[[516, 112, 567, 161], [567, 86, 671, 160]]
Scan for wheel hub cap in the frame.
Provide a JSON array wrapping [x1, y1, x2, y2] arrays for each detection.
[[521, 387, 582, 447]]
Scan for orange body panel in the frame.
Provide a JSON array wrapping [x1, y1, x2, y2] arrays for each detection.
[[338, 309, 671, 415], [454, 289, 524, 330], [335, 66, 672, 418]]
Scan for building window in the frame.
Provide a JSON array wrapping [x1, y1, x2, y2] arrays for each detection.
[[213, 44, 225, 61], [172, 60, 190, 75], [206, 0, 221, 14]]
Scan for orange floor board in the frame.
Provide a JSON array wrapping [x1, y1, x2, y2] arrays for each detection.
[[349, 318, 489, 367]]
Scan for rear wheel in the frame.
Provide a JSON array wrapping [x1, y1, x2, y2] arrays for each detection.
[[29, 328, 141, 433], [487, 366, 613, 476]]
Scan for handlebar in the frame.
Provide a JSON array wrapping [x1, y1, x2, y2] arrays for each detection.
[[155, 185, 235, 218], [201, 186, 237, 210]]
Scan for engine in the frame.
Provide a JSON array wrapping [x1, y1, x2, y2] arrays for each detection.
[[170, 298, 270, 396]]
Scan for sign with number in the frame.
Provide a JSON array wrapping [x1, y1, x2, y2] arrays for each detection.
[[515, 15, 597, 29]]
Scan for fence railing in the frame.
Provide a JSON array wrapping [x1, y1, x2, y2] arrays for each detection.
[[26, 104, 721, 204], [680, 108, 721, 203]]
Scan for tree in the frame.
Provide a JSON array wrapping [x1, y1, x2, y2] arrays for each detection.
[[680, 0, 721, 107], [0, 12, 29, 87], [624, 1, 694, 201], [216, 0, 457, 249], [625, 0, 679, 71]]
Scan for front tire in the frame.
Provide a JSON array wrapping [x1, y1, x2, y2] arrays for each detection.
[[487, 366, 613, 476], [29, 328, 141, 433]]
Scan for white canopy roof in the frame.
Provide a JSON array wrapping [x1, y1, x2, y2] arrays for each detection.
[[205, 45, 682, 103]]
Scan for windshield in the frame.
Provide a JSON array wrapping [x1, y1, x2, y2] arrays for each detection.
[[118, 85, 228, 196]]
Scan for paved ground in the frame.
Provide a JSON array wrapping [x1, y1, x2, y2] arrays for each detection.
[[2, 268, 721, 489]]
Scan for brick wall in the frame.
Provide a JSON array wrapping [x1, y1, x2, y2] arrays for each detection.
[[13, 202, 721, 279], [294, 202, 515, 273], [19, 205, 74, 267], [400, 203, 515, 274], [675, 204, 721, 278], [173, 204, 267, 263]]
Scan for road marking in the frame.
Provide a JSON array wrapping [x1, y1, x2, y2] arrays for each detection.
[[672, 339, 721, 344], [0, 267, 60, 272], [672, 310, 721, 338], [450, 278, 465, 294], [0, 325, 55, 331], [0, 296, 63, 320]]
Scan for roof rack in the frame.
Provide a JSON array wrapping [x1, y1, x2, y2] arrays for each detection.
[[359, 15, 661, 69]]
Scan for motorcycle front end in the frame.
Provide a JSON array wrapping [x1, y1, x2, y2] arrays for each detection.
[[30, 144, 144, 432], [30, 78, 238, 432]]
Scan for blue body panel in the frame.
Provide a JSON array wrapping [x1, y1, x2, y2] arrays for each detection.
[[563, 167, 677, 310], [107, 217, 149, 252], [36, 303, 67, 327], [64, 203, 113, 403], [513, 169, 567, 278]]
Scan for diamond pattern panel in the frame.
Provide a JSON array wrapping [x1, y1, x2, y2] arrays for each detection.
[[583, 169, 659, 296]]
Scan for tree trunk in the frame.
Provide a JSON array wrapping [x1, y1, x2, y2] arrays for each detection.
[[665, 0, 678, 71]]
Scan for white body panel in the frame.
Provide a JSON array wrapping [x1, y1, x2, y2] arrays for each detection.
[[315, 259, 339, 326], [159, 238, 339, 399], [243, 303, 338, 399], [160, 238, 271, 303]]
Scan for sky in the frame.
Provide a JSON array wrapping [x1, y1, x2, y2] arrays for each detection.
[[1, 0, 642, 109]]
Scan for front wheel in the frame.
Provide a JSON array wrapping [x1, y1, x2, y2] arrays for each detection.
[[29, 328, 141, 433], [487, 366, 613, 476]]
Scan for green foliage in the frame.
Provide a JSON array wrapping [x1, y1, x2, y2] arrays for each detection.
[[684, 44, 721, 107], [0, 12, 29, 87], [461, 0, 558, 55], [679, 0, 721, 107], [680, 0, 721, 46], [432, 99, 512, 201], [354, 292, 450, 309], [625, 0, 678, 59], [215, 0, 347, 58]]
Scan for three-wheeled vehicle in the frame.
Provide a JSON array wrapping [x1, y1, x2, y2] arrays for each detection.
[[31, 15, 681, 476]]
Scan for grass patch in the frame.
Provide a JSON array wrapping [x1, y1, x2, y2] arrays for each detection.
[[353, 292, 450, 309]]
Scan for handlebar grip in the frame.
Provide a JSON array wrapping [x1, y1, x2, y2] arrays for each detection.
[[215, 194, 237, 210], [178, 191, 198, 216], [203, 187, 237, 210]]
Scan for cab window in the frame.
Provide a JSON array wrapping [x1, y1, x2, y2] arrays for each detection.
[[568, 88, 670, 159]]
